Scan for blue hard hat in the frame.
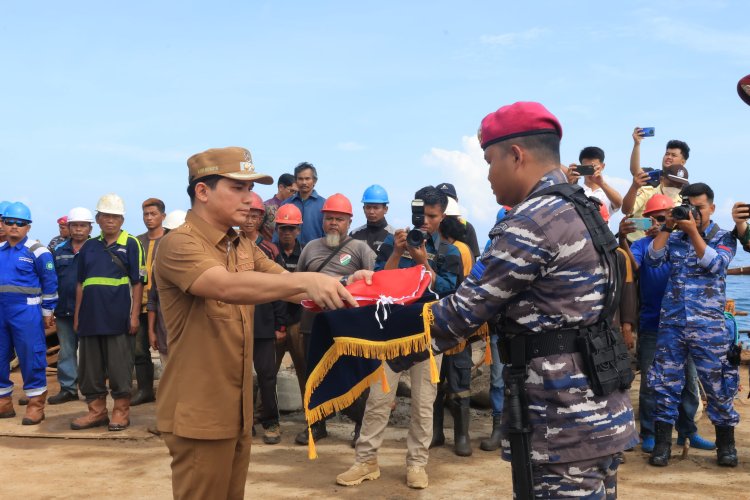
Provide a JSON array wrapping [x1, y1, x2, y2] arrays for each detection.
[[361, 184, 389, 204], [0, 200, 10, 217], [3, 202, 32, 222]]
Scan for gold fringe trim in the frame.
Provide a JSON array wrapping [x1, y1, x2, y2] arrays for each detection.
[[421, 301, 441, 383]]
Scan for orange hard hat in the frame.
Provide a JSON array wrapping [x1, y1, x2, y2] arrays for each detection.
[[643, 194, 674, 216], [276, 204, 303, 225], [321, 193, 353, 216], [249, 192, 265, 213]]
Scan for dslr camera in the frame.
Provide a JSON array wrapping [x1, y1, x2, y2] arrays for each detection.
[[406, 199, 429, 247], [672, 194, 700, 221]]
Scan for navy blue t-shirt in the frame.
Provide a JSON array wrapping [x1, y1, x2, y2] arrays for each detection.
[[77, 230, 145, 336], [630, 235, 671, 332]]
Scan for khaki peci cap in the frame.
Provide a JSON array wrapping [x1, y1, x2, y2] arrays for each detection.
[[187, 147, 273, 185]]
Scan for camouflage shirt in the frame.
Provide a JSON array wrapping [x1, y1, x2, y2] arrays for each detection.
[[646, 221, 735, 329], [429, 168, 638, 463]]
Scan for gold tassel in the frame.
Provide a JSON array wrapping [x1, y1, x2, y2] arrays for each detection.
[[421, 302, 441, 383], [308, 427, 317, 460], [484, 336, 492, 365], [380, 361, 390, 393]]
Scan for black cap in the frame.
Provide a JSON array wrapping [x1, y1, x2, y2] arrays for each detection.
[[437, 182, 457, 200]]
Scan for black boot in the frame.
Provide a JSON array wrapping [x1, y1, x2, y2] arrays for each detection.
[[649, 421, 673, 467], [480, 414, 503, 451], [131, 363, 155, 406], [295, 420, 328, 445], [451, 398, 472, 457], [429, 392, 445, 448], [715, 425, 738, 467]]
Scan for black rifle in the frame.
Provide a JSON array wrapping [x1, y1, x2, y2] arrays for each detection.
[[507, 335, 534, 499]]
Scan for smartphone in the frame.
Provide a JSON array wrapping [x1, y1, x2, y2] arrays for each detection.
[[575, 164, 596, 176], [640, 127, 655, 137], [630, 217, 653, 231], [645, 169, 662, 187]]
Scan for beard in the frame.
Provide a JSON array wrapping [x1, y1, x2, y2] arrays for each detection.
[[325, 231, 341, 248]]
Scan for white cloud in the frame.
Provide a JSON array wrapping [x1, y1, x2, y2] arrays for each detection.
[[641, 16, 750, 60], [336, 141, 366, 151], [480, 28, 547, 47]]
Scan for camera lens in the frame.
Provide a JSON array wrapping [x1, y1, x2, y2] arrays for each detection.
[[406, 229, 425, 247]]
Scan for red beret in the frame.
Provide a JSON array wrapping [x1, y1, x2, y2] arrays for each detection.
[[57, 216, 68, 224], [479, 101, 562, 150], [738, 74, 750, 106]]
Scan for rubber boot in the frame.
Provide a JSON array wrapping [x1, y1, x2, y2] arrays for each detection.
[[131, 363, 155, 406], [676, 432, 715, 450], [480, 414, 503, 451], [22, 391, 47, 425], [71, 397, 109, 430], [715, 425, 738, 467], [451, 398, 472, 457], [429, 392, 445, 448], [649, 421, 673, 467], [109, 396, 131, 431], [0, 395, 15, 418]]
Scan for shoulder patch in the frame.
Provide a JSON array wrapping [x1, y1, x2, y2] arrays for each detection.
[[45, 261, 54, 271], [470, 260, 486, 281]]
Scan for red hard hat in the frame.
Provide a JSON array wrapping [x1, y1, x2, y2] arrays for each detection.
[[643, 194, 675, 216], [321, 193, 353, 216], [276, 204, 303, 225], [249, 192, 265, 213]]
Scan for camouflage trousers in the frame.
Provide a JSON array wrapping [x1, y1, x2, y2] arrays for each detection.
[[531, 452, 622, 499], [648, 326, 740, 427]]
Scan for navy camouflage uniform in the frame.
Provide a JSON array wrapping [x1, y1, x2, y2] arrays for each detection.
[[646, 221, 739, 427], [428, 169, 638, 498]]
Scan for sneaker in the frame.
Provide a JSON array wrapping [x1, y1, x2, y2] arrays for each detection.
[[677, 433, 715, 450], [406, 465, 428, 489], [263, 423, 281, 445], [642, 435, 655, 453], [336, 461, 380, 486]]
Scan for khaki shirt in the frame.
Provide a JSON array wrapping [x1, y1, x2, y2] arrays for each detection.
[[155, 210, 283, 439]]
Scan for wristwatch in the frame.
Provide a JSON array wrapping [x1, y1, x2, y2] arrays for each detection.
[[660, 224, 674, 233], [339, 275, 350, 286]]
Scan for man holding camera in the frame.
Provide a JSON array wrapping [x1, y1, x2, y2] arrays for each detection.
[[336, 186, 461, 490], [566, 146, 622, 221], [645, 182, 739, 468], [622, 131, 691, 242]]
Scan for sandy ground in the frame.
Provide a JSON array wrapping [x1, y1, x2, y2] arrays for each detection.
[[1, 370, 749, 499]]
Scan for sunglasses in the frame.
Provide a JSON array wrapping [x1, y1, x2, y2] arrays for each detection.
[[2, 218, 30, 227], [653, 215, 667, 223]]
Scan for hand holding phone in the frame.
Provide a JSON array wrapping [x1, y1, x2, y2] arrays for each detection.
[[629, 217, 653, 231], [645, 169, 662, 188]]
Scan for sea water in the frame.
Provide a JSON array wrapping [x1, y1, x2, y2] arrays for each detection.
[[727, 250, 750, 346]]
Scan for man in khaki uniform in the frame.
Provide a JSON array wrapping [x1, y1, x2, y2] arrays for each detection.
[[155, 147, 368, 500]]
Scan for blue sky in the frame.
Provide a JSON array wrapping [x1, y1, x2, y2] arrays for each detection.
[[2, 1, 749, 244]]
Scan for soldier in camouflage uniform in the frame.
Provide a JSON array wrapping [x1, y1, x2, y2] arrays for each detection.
[[645, 182, 739, 467], [426, 102, 638, 499]]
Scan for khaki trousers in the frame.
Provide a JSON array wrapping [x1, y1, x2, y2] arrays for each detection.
[[163, 432, 252, 500], [355, 355, 442, 467]]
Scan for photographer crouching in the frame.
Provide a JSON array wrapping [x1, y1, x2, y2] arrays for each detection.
[[336, 186, 461, 489], [645, 182, 739, 468]]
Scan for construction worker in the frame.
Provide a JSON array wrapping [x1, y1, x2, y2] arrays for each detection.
[[350, 184, 394, 253], [0, 202, 58, 425], [48, 215, 70, 251], [49, 207, 94, 405], [72, 193, 146, 432]]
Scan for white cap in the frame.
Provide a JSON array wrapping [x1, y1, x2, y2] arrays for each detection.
[[163, 209, 187, 230], [67, 207, 94, 223], [445, 197, 461, 217], [95, 193, 126, 215]]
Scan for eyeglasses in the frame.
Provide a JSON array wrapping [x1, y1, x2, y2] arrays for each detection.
[[653, 215, 667, 223], [2, 219, 30, 227]]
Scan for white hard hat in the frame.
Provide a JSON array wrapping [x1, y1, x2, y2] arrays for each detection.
[[445, 197, 461, 217], [163, 209, 187, 230], [95, 193, 126, 215], [67, 207, 94, 223]]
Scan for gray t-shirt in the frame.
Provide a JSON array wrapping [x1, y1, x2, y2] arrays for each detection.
[[296, 237, 376, 276]]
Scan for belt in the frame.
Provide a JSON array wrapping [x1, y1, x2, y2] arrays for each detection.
[[500, 329, 581, 365]]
